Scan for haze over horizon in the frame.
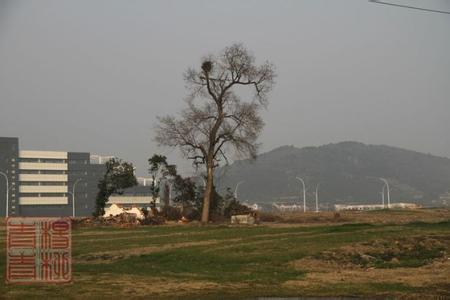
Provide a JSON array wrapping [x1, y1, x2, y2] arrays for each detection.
[[1, 0, 449, 176]]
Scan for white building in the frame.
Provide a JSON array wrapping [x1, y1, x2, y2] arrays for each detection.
[[334, 202, 420, 211]]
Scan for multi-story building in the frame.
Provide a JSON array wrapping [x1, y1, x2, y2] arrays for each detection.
[[0, 137, 106, 217], [0, 137, 19, 217]]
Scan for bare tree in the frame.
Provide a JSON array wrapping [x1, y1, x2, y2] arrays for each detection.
[[155, 43, 276, 223]]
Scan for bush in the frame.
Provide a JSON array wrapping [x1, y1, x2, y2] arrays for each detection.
[[224, 199, 253, 218], [161, 206, 182, 221], [139, 216, 165, 225], [258, 212, 283, 222], [141, 207, 149, 218], [210, 212, 228, 223], [181, 206, 201, 221]]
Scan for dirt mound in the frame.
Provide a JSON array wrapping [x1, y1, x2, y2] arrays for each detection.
[[72, 214, 166, 228], [317, 236, 449, 269]]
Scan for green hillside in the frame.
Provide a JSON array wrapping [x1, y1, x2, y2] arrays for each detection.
[[216, 142, 450, 208]]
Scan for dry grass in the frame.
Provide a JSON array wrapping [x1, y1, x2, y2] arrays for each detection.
[[0, 209, 449, 299], [286, 259, 450, 296], [285, 233, 450, 298], [262, 208, 450, 225], [75, 239, 231, 264]]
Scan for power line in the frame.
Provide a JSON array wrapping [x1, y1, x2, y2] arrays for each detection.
[[369, 0, 450, 15]]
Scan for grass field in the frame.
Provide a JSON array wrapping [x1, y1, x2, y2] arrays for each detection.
[[1, 209, 450, 299]]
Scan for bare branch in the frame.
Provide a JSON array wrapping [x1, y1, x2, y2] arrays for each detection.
[[154, 44, 276, 223]]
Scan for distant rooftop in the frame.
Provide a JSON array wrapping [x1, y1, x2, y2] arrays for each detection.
[[90, 154, 116, 164]]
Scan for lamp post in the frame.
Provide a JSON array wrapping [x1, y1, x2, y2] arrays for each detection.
[[166, 180, 175, 206], [295, 177, 306, 212], [0, 171, 8, 218], [234, 181, 245, 200], [379, 178, 390, 208], [381, 184, 386, 208], [315, 183, 320, 213], [67, 191, 74, 215], [72, 178, 82, 218], [200, 177, 206, 187]]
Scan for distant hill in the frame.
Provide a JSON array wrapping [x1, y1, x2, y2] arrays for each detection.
[[215, 142, 450, 208]]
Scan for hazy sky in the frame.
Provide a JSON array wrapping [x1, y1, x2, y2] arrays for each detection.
[[1, 0, 449, 176]]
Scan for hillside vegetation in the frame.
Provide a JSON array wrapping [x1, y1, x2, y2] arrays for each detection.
[[216, 142, 450, 207]]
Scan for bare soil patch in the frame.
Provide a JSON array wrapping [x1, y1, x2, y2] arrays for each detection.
[[287, 235, 450, 296], [315, 235, 449, 268]]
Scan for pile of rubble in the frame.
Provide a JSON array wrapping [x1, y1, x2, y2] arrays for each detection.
[[73, 214, 165, 227], [72, 214, 138, 227], [73, 204, 166, 227], [103, 212, 140, 227], [103, 204, 145, 220]]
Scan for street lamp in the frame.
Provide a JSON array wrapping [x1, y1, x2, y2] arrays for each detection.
[[315, 183, 320, 213], [380, 184, 386, 208], [0, 171, 8, 218], [72, 178, 82, 218], [166, 180, 175, 205], [295, 177, 306, 212], [379, 178, 390, 208], [234, 181, 245, 200]]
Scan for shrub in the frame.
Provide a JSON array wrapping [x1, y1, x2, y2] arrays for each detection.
[[223, 199, 253, 218], [161, 206, 182, 221], [258, 212, 283, 222], [141, 207, 149, 218], [139, 216, 165, 225], [181, 205, 201, 221]]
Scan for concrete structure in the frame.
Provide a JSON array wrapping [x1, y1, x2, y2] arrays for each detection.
[[231, 214, 256, 225], [334, 202, 420, 211], [0, 137, 106, 217], [0, 138, 19, 217]]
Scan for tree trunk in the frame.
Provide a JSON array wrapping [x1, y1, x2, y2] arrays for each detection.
[[201, 163, 214, 224], [163, 183, 170, 207]]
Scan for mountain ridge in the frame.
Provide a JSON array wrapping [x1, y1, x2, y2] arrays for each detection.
[[216, 141, 450, 207]]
